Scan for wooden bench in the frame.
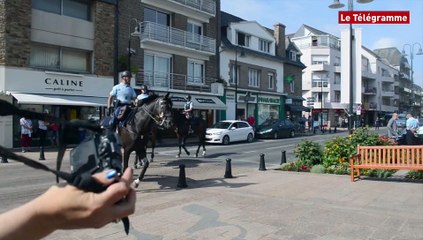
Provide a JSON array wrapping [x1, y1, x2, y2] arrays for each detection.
[[350, 145, 423, 182]]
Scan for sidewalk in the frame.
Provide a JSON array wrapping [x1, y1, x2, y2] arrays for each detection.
[[45, 167, 423, 240]]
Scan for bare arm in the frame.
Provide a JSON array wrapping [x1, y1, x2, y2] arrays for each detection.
[[0, 169, 135, 240], [107, 95, 113, 109]]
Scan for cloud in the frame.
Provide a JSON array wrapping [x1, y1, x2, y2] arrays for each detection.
[[372, 37, 398, 50]]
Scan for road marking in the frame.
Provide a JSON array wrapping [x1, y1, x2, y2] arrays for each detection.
[[243, 151, 256, 154], [266, 144, 295, 150]]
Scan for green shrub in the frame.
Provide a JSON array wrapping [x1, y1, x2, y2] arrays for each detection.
[[310, 164, 325, 174], [349, 127, 379, 147], [321, 128, 397, 175], [322, 137, 354, 168], [280, 163, 293, 171], [280, 161, 312, 172], [294, 140, 323, 166], [406, 170, 423, 179]]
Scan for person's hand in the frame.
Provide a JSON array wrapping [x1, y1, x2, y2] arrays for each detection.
[[32, 168, 135, 230]]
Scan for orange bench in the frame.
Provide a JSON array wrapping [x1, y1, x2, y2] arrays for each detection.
[[350, 145, 423, 182]]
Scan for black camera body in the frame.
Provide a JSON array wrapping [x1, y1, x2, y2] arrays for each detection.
[[69, 131, 129, 234], [70, 131, 123, 187]]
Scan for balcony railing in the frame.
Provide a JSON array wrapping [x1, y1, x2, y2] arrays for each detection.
[[136, 70, 212, 93], [363, 102, 377, 110], [170, 0, 216, 15], [363, 87, 377, 94], [141, 21, 216, 54]]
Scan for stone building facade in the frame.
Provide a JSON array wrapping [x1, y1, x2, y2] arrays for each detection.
[[118, 0, 224, 126], [0, 0, 116, 148]]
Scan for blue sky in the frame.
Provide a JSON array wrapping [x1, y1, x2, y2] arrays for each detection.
[[221, 0, 423, 86]]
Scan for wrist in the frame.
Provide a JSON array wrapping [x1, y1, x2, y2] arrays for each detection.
[[31, 186, 65, 232]]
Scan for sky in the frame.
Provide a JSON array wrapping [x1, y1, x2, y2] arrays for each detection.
[[221, 0, 423, 87]]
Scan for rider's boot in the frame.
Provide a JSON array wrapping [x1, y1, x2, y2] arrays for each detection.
[[110, 121, 117, 132]]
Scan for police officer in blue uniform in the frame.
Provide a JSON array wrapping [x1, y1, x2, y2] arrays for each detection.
[[183, 95, 193, 133], [135, 85, 149, 106], [107, 70, 136, 131]]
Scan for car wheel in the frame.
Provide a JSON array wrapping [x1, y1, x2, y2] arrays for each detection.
[[222, 135, 230, 145], [290, 130, 295, 138], [247, 133, 254, 142], [273, 132, 278, 139]]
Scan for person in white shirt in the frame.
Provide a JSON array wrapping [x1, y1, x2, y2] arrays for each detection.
[[20, 117, 32, 152]]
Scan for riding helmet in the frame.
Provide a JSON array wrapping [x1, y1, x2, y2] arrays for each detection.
[[186, 95, 191, 101], [140, 84, 148, 92], [121, 70, 132, 78]]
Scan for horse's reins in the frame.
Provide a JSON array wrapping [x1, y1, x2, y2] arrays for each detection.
[[140, 98, 165, 126]]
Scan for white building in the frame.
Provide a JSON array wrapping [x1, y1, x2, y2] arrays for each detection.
[[291, 25, 398, 128]]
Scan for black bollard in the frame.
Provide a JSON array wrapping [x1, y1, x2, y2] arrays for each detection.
[[334, 126, 337, 133], [1, 155, 8, 163], [280, 150, 287, 165], [259, 153, 266, 171], [39, 146, 45, 160], [329, 127, 332, 133], [177, 164, 188, 188], [224, 158, 234, 178]]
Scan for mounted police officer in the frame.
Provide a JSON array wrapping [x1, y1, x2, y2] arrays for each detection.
[[183, 95, 193, 133], [107, 70, 136, 131], [135, 84, 150, 106]]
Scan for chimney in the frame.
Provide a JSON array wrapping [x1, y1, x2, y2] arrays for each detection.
[[274, 23, 286, 58]]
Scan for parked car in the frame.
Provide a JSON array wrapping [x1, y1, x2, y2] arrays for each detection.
[[205, 120, 254, 145], [255, 119, 296, 139], [291, 120, 306, 133]]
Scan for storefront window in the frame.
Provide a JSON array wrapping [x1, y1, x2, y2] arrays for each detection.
[[257, 104, 279, 125]]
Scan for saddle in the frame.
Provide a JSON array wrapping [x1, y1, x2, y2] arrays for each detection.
[[117, 105, 129, 121]]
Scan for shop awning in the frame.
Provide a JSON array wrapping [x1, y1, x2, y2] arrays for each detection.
[[286, 104, 310, 112], [11, 93, 108, 107], [170, 94, 226, 110]]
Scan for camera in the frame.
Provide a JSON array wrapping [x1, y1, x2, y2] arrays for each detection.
[[69, 130, 129, 234], [70, 131, 123, 184]]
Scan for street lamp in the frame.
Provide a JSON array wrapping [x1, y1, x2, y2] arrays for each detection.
[[329, 0, 374, 133], [234, 46, 245, 120], [320, 78, 324, 132], [128, 18, 141, 74], [402, 42, 423, 116], [113, 0, 120, 85]]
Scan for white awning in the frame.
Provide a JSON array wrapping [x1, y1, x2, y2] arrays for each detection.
[[11, 93, 107, 107], [170, 94, 226, 110]]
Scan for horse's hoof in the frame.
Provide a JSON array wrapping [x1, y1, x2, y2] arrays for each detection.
[[202, 151, 206, 156], [133, 179, 140, 188], [149, 158, 154, 163], [176, 154, 180, 158], [195, 154, 198, 158], [187, 152, 190, 156]]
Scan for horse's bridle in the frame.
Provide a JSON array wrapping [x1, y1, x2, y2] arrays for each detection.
[[141, 98, 169, 126]]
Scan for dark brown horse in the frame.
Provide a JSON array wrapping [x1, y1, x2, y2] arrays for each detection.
[[133, 125, 158, 169], [117, 93, 173, 187], [173, 110, 207, 158]]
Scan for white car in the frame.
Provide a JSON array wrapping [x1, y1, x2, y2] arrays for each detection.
[[206, 120, 254, 144]]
